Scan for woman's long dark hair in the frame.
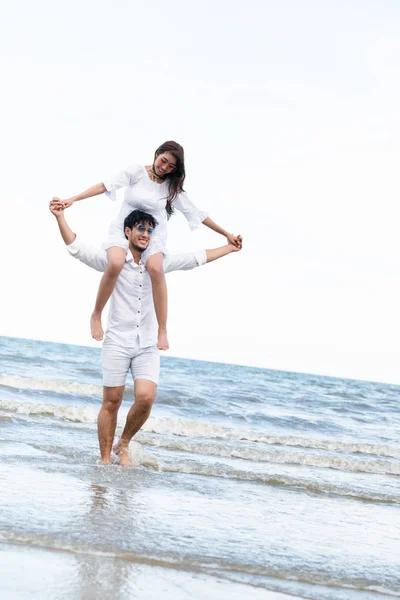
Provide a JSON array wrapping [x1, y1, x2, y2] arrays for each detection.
[[153, 141, 185, 218]]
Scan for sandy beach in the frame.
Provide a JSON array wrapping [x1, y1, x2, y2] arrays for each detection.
[[0, 543, 300, 600]]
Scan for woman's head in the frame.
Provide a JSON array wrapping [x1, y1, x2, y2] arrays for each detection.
[[153, 141, 185, 217]]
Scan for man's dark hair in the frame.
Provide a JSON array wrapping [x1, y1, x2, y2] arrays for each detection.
[[124, 210, 158, 239]]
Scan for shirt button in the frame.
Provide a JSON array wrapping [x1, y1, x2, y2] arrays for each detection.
[[139, 285, 142, 287], [138, 311, 140, 313], [139, 298, 141, 300]]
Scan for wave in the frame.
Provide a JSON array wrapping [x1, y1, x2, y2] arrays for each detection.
[[143, 415, 400, 460], [1, 395, 400, 464], [137, 452, 400, 503], [0, 398, 97, 423], [0, 375, 103, 397], [136, 433, 400, 475]]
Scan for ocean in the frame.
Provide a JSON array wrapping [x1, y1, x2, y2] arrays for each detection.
[[0, 335, 399, 600]]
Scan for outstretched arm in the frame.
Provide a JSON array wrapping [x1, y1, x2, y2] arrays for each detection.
[[173, 193, 242, 249], [205, 237, 242, 263], [52, 183, 107, 210], [202, 216, 242, 249], [49, 201, 76, 244], [164, 236, 242, 273], [49, 201, 108, 272]]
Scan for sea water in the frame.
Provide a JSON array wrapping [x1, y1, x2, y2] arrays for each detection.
[[0, 335, 399, 599]]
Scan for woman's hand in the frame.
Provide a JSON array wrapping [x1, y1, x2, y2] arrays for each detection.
[[226, 233, 242, 249], [51, 197, 74, 210]]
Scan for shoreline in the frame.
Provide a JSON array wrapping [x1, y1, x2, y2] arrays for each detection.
[[0, 542, 300, 600]]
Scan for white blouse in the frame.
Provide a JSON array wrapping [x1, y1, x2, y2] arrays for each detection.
[[102, 164, 208, 259]]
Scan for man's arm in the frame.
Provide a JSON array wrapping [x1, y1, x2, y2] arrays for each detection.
[[205, 240, 242, 263], [163, 237, 242, 274], [49, 201, 108, 272], [50, 203, 77, 245]]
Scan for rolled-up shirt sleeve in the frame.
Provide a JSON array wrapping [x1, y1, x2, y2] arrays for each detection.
[[173, 192, 209, 231], [67, 236, 108, 272], [163, 249, 207, 274], [102, 164, 143, 202]]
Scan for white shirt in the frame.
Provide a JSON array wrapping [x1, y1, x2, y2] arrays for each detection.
[[67, 236, 207, 348]]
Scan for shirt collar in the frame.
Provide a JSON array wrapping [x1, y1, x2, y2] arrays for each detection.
[[126, 249, 134, 262], [125, 249, 144, 268]]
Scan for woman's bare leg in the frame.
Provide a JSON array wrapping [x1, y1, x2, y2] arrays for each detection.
[[91, 247, 126, 341], [146, 253, 169, 350]]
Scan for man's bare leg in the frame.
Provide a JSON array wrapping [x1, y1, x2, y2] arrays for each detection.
[[97, 385, 125, 463], [114, 379, 157, 466]]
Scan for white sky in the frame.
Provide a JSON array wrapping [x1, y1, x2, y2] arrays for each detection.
[[1, 0, 400, 384]]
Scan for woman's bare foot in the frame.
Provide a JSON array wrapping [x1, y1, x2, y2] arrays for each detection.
[[113, 439, 133, 467], [157, 329, 169, 351], [91, 313, 104, 341]]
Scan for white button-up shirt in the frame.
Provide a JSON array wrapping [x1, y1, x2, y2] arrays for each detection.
[[67, 236, 207, 348]]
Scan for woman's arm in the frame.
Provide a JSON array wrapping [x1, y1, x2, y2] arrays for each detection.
[[202, 217, 242, 248], [173, 194, 242, 248], [52, 183, 107, 209]]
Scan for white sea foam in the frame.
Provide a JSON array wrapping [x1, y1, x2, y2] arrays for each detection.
[[136, 433, 400, 475], [0, 398, 97, 423], [138, 453, 400, 503], [1, 391, 399, 464], [141, 416, 400, 459], [0, 374, 103, 397]]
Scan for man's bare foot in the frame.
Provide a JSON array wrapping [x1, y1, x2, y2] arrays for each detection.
[[113, 439, 133, 467], [157, 329, 169, 351], [91, 313, 104, 341]]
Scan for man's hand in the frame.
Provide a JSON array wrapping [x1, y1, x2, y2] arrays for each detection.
[[228, 234, 242, 252], [205, 236, 242, 263], [226, 233, 242, 249], [49, 200, 65, 219], [51, 196, 74, 210], [49, 200, 76, 245]]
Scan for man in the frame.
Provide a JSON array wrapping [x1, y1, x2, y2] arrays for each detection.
[[49, 202, 242, 465]]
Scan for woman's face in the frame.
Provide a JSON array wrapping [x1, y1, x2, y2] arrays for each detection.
[[154, 152, 177, 177]]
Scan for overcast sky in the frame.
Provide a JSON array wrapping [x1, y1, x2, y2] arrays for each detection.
[[1, 0, 400, 384]]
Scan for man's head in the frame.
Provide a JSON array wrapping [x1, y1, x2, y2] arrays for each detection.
[[124, 210, 158, 253]]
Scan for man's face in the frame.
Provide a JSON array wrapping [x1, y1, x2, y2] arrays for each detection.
[[125, 221, 154, 252]]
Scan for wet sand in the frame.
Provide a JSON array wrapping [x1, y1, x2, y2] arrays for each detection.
[[0, 543, 299, 600]]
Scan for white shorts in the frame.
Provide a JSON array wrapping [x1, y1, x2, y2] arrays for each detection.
[[101, 342, 160, 387]]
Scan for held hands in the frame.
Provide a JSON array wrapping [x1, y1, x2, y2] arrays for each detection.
[[227, 234, 243, 252], [49, 200, 65, 218], [51, 197, 74, 210], [226, 233, 242, 249]]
